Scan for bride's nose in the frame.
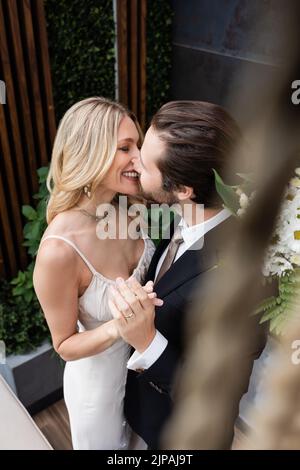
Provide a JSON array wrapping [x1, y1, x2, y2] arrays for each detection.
[[131, 151, 140, 165], [132, 156, 142, 173]]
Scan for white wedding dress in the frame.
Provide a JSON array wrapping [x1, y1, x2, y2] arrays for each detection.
[[40, 235, 155, 450]]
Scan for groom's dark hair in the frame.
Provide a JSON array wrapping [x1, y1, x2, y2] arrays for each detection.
[[151, 100, 242, 207]]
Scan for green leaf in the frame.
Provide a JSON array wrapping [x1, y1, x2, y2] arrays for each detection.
[[24, 290, 34, 303], [12, 286, 26, 296], [213, 169, 240, 214], [37, 167, 49, 182], [254, 296, 277, 314], [10, 274, 21, 285], [261, 306, 282, 323], [25, 220, 41, 241], [269, 314, 287, 334], [22, 205, 37, 221], [37, 199, 47, 218]]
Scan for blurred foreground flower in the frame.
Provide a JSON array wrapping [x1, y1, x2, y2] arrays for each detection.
[[214, 168, 300, 334]]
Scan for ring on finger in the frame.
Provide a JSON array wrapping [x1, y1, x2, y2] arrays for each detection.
[[124, 312, 135, 319]]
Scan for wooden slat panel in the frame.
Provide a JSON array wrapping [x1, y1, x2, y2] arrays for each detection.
[[20, 0, 48, 168], [33, 0, 56, 151], [0, 0, 56, 279], [139, 0, 147, 128], [117, 0, 128, 106], [6, 0, 38, 195], [0, 103, 27, 272], [116, 0, 147, 130], [0, 2, 30, 203], [130, 0, 138, 116]]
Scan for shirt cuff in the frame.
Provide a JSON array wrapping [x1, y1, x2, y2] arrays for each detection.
[[127, 330, 168, 371]]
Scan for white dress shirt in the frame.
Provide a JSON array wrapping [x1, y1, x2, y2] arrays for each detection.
[[127, 208, 231, 371]]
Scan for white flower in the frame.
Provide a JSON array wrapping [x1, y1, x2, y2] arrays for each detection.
[[237, 208, 246, 217], [239, 193, 249, 209], [263, 255, 293, 277], [261, 168, 300, 277], [290, 177, 300, 188], [291, 254, 300, 266]]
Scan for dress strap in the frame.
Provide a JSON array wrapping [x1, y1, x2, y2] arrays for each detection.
[[40, 235, 97, 275]]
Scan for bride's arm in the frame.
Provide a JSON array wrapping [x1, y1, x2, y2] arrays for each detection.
[[33, 241, 119, 362]]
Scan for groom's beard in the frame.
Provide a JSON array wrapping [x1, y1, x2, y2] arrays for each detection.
[[139, 183, 179, 205]]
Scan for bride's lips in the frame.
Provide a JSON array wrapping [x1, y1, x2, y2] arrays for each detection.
[[121, 171, 140, 183]]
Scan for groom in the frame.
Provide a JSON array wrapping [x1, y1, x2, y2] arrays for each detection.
[[110, 101, 266, 449]]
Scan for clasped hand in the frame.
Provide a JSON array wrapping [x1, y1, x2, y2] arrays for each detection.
[[108, 277, 164, 353]]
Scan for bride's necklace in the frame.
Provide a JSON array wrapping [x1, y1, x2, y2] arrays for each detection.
[[74, 204, 108, 222]]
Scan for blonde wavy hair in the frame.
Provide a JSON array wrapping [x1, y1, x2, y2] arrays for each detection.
[[46, 96, 141, 224]]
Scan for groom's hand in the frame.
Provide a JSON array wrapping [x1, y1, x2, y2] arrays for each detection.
[[108, 277, 163, 353]]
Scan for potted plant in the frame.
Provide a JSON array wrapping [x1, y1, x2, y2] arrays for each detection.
[[0, 168, 64, 415]]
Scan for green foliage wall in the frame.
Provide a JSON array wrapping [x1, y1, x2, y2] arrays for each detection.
[[146, 0, 173, 122], [45, 0, 116, 122], [45, 0, 173, 124], [0, 279, 49, 355]]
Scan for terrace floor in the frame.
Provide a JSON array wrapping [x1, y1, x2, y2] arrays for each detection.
[[33, 400, 72, 450], [33, 399, 249, 450]]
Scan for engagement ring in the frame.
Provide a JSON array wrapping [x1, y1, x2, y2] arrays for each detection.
[[124, 313, 135, 319]]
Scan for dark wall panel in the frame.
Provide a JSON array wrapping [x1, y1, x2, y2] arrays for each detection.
[[172, 44, 280, 107], [171, 0, 286, 110]]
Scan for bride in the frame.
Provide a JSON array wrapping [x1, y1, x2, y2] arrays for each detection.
[[33, 97, 160, 449]]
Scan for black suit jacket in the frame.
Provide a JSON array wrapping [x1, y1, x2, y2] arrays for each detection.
[[124, 217, 266, 449]]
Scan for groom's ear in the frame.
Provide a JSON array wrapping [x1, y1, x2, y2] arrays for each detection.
[[174, 185, 195, 201]]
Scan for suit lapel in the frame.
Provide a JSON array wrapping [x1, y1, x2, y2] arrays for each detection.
[[153, 216, 235, 299], [154, 235, 218, 298]]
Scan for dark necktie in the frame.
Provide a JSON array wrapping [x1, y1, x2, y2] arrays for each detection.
[[155, 225, 184, 284]]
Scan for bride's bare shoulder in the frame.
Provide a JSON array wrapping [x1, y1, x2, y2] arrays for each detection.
[[33, 238, 79, 294], [37, 211, 79, 269], [41, 210, 76, 240]]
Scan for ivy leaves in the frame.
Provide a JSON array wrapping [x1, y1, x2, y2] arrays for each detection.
[[0, 167, 50, 354]]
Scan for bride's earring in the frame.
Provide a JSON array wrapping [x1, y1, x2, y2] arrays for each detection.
[[83, 184, 92, 199]]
